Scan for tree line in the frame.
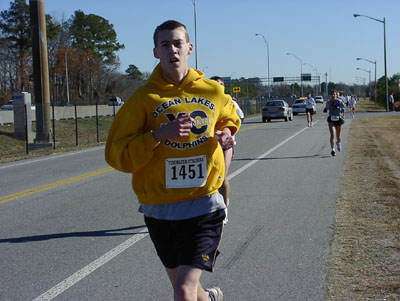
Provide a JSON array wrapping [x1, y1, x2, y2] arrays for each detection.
[[227, 75, 399, 103], [0, 0, 144, 106], [1, 0, 398, 107]]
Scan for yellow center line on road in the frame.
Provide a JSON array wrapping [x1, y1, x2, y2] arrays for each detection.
[[1, 123, 265, 205], [0, 166, 114, 204], [240, 123, 266, 131]]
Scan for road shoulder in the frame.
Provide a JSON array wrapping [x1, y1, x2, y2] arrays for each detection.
[[326, 115, 400, 300]]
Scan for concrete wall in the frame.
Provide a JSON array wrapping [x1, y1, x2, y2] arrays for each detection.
[[0, 105, 122, 125]]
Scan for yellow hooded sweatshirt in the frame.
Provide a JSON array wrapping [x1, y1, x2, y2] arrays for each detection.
[[105, 64, 241, 205]]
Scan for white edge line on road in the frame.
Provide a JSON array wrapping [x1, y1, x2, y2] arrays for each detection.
[[33, 229, 148, 301], [228, 123, 313, 181], [32, 123, 313, 300], [0, 147, 104, 170]]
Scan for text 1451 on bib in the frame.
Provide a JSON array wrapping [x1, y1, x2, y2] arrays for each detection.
[[165, 155, 207, 188]]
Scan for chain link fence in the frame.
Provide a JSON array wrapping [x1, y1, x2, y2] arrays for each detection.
[[0, 99, 263, 162]]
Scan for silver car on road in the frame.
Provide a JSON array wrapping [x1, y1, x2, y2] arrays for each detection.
[[262, 100, 293, 122]]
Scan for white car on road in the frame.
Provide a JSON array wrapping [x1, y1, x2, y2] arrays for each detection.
[[0, 100, 13, 110], [292, 97, 316, 115], [314, 96, 324, 103]]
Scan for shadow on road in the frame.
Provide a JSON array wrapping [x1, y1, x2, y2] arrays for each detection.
[[0, 225, 147, 243]]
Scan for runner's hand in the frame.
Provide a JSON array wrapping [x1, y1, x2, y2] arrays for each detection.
[[215, 129, 234, 150], [153, 115, 195, 141]]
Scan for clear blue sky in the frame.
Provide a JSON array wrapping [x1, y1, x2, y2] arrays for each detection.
[[1, 0, 399, 84]]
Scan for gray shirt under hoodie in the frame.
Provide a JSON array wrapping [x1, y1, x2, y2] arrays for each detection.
[[138, 193, 226, 220]]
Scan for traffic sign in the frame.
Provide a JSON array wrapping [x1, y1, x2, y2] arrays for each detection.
[[273, 77, 284, 82], [233, 86, 241, 93]]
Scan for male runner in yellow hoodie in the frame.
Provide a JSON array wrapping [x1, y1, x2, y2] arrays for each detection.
[[105, 20, 240, 301]]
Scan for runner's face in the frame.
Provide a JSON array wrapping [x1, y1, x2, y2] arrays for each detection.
[[153, 27, 193, 81], [216, 79, 224, 86]]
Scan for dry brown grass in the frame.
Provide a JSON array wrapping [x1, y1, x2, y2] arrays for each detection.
[[325, 100, 400, 300], [0, 117, 113, 163]]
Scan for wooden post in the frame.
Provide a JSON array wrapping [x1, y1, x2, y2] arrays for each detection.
[[29, 0, 51, 142]]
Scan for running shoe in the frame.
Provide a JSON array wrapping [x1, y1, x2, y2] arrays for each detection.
[[206, 287, 223, 301], [336, 142, 341, 152], [310, 122, 313, 127], [331, 149, 336, 156]]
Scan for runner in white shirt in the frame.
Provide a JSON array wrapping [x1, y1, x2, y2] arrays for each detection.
[[304, 93, 316, 127], [211, 76, 243, 223], [348, 95, 356, 119]]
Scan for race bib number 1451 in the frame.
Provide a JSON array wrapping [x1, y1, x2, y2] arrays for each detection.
[[165, 155, 207, 188]]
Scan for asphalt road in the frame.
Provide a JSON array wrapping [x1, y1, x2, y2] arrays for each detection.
[[1, 104, 352, 300]]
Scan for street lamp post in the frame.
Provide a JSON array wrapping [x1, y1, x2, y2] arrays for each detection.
[[357, 58, 377, 105], [355, 76, 366, 97], [354, 14, 388, 111], [192, 0, 198, 69], [355, 76, 365, 84], [356, 67, 371, 100], [303, 62, 319, 95], [255, 33, 270, 99], [324, 72, 328, 99], [287, 52, 303, 96], [229, 72, 236, 95]]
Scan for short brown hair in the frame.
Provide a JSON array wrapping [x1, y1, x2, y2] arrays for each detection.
[[153, 20, 190, 47], [210, 76, 223, 82]]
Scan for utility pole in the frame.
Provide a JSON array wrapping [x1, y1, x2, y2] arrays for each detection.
[[356, 68, 371, 99], [30, 0, 51, 142], [357, 58, 377, 105], [383, 17, 388, 111], [354, 14, 389, 111], [192, 0, 198, 69], [65, 49, 70, 106], [255, 33, 270, 99], [325, 72, 328, 98], [287, 53, 303, 96], [303, 62, 318, 95]]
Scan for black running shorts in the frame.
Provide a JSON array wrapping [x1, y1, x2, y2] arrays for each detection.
[[306, 108, 314, 115], [144, 209, 225, 272], [327, 116, 345, 125]]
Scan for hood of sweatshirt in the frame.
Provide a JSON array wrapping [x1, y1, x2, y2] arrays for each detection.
[[147, 63, 204, 91]]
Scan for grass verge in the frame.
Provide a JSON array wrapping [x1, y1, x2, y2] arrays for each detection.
[[0, 116, 113, 163], [325, 100, 400, 300]]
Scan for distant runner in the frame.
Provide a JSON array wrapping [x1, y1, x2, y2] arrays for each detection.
[[323, 90, 346, 156], [304, 93, 316, 127], [348, 95, 356, 119]]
